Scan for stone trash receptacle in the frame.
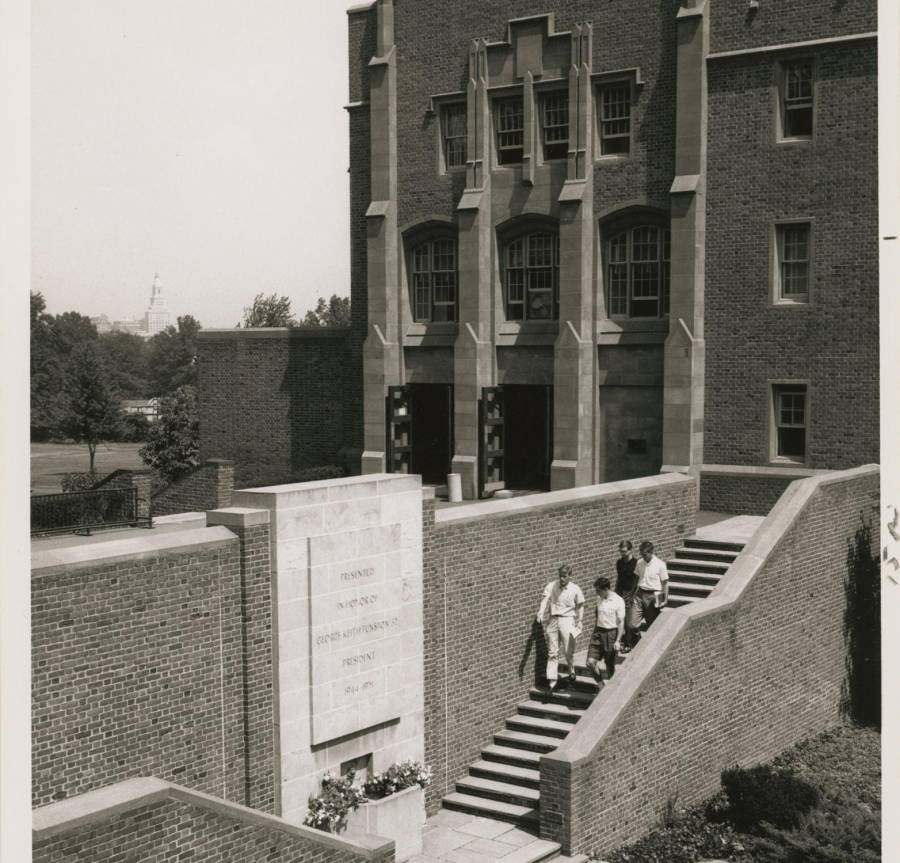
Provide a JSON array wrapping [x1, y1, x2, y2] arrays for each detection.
[[345, 785, 425, 862]]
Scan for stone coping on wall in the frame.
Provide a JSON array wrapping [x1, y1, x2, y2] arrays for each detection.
[[700, 463, 833, 479], [543, 464, 879, 768], [238, 472, 421, 505], [31, 526, 237, 578], [32, 777, 394, 859], [435, 473, 696, 527], [197, 327, 350, 340]]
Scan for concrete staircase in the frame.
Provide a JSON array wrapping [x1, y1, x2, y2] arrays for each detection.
[[440, 658, 606, 862], [664, 536, 745, 609]]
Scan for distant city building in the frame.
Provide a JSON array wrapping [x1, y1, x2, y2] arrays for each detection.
[[90, 273, 172, 339]]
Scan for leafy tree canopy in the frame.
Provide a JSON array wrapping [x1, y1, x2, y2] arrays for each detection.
[[97, 331, 151, 399], [147, 314, 201, 396], [297, 295, 351, 329], [139, 385, 200, 482], [240, 293, 296, 327], [31, 292, 66, 438]]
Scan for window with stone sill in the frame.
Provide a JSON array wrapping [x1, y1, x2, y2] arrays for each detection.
[[411, 237, 457, 323], [496, 96, 525, 165], [772, 384, 808, 462], [441, 103, 467, 170], [775, 222, 811, 303], [606, 225, 670, 318], [599, 82, 631, 155], [503, 231, 559, 321], [541, 91, 569, 161], [779, 60, 814, 140]]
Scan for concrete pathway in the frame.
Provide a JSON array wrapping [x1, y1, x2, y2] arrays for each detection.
[[694, 511, 764, 544], [411, 809, 560, 863]]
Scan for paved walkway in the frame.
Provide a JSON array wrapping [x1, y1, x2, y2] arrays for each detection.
[[411, 809, 559, 863], [694, 511, 764, 544]]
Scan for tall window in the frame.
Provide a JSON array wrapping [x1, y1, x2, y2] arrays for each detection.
[[411, 237, 457, 322], [775, 222, 811, 303], [496, 97, 525, 165], [442, 103, 467, 170], [606, 225, 670, 318], [780, 60, 813, 139], [772, 384, 808, 461], [542, 92, 569, 160], [504, 231, 559, 321], [599, 83, 631, 155]]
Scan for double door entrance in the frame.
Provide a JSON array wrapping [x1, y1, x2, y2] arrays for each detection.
[[386, 383, 553, 496]]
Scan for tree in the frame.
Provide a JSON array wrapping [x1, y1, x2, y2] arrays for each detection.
[[139, 385, 200, 482], [240, 293, 297, 327], [147, 315, 201, 396], [97, 331, 151, 398], [298, 295, 351, 328], [61, 343, 122, 472], [53, 310, 98, 355], [31, 292, 66, 439]]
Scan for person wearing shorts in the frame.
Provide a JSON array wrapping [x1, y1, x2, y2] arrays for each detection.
[[586, 576, 625, 684]]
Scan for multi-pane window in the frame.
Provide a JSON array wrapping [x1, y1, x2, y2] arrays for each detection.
[[599, 83, 631, 155], [606, 225, 671, 318], [411, 238, 457, 322], [496, 97, 525, 165], [442, 103, 467, 170], [504, 232, 559, 321], [773, 385, 807, 461], [776, 223, 811, 302], [542, 92, 569, 160], [781, 61, 813, 139]]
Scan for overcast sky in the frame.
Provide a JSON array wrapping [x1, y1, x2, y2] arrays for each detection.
[[31, 0, 351, 328]]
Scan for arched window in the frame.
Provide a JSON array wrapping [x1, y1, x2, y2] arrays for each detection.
[[606, 225, 670, 318], [410, 236, 457, 322], [503, 231, 559, 321]]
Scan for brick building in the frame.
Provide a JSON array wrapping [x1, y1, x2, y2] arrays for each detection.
[[346, 0, 878, 500]]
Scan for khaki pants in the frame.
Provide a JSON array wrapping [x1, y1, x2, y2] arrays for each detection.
[[544, 616, 578, 682]]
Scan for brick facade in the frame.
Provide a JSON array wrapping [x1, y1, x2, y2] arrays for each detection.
[[152, 459, 235, 516], [421, 474, 698, 812], [540, 466, 880, 855], [31, 522, 276, 812], [197, 329, 354, 487]]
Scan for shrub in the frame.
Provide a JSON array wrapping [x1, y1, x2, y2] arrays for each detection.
[[303, 770, 366, 834], [118, 413, 150, 442], [61, 471, 101, 493], [721, 765, 820, 832], [363, 760, 432, 801]]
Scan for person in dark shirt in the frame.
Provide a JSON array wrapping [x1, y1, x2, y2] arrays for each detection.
[[614, 540, 639, 651]]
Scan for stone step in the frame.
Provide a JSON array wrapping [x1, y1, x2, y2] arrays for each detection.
[[665, 557, 730, 574], [497, 839, 563, 863], [516, 699, 586, 723], [666, 595, 702, 608], [683, 537, 745, 553], [469, 758, 541, 788], [552, 855, 589, 863], [666, 579, 716, 596], [673, 545, 740, 564], [456, 775, 541, 807], [494, 728, 560, 753], [506, 713, 574, 739], [481, 743, 542, 768], [554, 669, 602, 692], [528, 686, 596, 708], [664, 568, 723, 585], [441, 791, 540, 827]]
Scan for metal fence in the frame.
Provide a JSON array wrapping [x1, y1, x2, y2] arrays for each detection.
[[30, 487, 153, 537]]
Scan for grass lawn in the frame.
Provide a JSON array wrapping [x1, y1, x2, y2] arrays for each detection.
[[603, 722, 880, 863], [30, 442, 146, 494]]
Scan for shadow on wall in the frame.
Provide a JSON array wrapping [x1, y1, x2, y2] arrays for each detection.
[[841, 514, 880, 726], [518, 621, 549, 685]]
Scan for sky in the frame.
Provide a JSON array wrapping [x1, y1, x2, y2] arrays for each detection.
[[31, 0, 351, 328]]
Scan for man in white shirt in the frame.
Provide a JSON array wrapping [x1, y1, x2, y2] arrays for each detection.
[[586, 576, 626, 684], [536, 564, 585, 690], [630, 540, 668, 644]]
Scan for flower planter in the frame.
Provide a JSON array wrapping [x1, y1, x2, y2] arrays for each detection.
[[344, 785, 425, 862]]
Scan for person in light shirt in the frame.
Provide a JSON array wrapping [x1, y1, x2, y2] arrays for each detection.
[[536, 564, 585, 690], [586, 576, 625, 684], [630, 540, 669, 644]]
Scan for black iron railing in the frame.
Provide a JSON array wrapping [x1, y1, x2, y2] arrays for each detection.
[[30, 487, 153, 537]]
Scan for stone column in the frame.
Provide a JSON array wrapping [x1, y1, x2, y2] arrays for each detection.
[[451, 39, 494, 499], [362, 0, 402, 475], [551, 24, 596, 491], [662, 1, 708, 474]]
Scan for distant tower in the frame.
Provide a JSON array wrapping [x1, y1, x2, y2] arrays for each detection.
[[143, 272, 171, 336]]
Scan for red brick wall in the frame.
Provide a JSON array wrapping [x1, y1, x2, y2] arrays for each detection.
[[540, 466, 879, 855], [33, 795, 393, 863], [152, 459, 235, 516], [31, 526, 275, 812], [709, 0, 876, 54], [197, 331, 354, 487], [421, 475, 698, 811], [699, 470, 808, 516], [704, 39, 878, 469]]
